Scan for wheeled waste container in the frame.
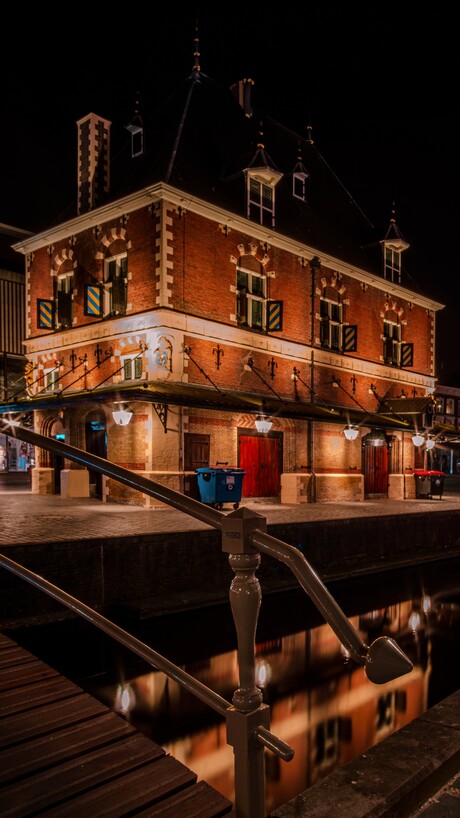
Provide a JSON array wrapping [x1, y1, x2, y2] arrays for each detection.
[[413, 470, 445, 499], [196, 467, 246, 509]]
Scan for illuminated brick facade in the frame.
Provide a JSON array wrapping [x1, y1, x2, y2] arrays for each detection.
[[7, 69, 445, 504]]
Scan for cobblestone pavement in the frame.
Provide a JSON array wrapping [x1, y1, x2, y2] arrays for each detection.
[[1, 484, 460, 546]]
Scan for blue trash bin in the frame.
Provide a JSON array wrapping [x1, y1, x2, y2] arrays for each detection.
[[196, 467, 246, 509]]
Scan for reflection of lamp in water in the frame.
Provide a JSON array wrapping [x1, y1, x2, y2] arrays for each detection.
[[255, 658, 272, 687], [114, 683, 135, 714], [421, 595, 432, 614], [408, 611, 421, 632]]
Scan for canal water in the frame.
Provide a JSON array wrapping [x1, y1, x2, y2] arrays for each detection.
[[7, 555, 460, 813]]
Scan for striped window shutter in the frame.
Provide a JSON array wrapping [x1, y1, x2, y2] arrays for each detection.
[[85, 285, 103, 316], [37, 299, 54, 329], [343, 325, 357, 352], [267, 300, 283, 331], [400, 342, 413, 367]]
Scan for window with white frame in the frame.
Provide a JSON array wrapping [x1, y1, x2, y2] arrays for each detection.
[[122, 354, 143, 381], [384, 246, 402, 284], [56, 272, 74, 328], [104, 253, 128, 315], [236, 265, 267, 330], [248, 178, 274, 227], [383, 317, 401, 366], [42, 367, 59, 392], [292, 172, 307, 201], [320, 293, 342, 350]]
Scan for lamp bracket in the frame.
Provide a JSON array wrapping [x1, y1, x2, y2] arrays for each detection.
[[154, 403, 168, 433]]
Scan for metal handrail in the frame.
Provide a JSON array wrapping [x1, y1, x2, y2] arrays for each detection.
[[0, 419, 414, 817]]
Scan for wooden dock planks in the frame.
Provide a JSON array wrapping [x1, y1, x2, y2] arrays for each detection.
[[0, 632, 234, 817]]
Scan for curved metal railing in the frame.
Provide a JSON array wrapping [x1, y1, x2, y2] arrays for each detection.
[[0, 420, 413, 818]]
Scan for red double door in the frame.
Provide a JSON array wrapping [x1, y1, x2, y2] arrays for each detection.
[[363, 443, 388, 496], [239, 435, 280, 497]]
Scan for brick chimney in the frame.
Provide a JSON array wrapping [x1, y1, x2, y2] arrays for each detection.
[[76, 113, 111, 214]]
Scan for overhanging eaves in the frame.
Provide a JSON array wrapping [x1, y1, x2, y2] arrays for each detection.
[[0, 381, 415, 432]]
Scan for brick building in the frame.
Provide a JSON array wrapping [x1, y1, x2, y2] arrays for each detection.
[[2, 60, 447, 505], [0, 223, 34, 479]]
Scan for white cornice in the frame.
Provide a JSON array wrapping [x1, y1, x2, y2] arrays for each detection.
[[12, 183, 445, 313], [24, 308, 436, 392]]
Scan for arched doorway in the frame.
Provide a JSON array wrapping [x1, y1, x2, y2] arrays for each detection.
[[362, 430, 389, 498], [40, 416, 65, 494], [85, 410, 107, 499]]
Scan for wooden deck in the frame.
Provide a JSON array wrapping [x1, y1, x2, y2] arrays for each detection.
[[0, 632, 234, 817]]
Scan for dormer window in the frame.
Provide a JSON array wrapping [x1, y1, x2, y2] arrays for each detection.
[[384, 246, 401, 283], [248, 177, 274, 227], [125, 112, 144, 158], [293, 172, 308, 201], [246, 161, 283, 228], [381, 214, 410, 285]]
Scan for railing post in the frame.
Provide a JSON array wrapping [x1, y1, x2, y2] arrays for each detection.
[[222, 508, 269, 818]]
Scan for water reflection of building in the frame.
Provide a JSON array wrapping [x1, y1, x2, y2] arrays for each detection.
[[95, 597, 432, 812]]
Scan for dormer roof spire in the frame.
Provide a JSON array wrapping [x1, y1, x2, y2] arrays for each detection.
[[192, 21, 201, 76]]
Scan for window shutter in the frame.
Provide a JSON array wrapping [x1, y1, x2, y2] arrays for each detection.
[[320, 318, 329, 346], [112, 277, 127, 314], [84, 284, 103, 316], [37, 299, 54, 329], [267, 300, 283, 331], [343, 325, 357, 352], [237, 286, 248, 323], [134, 357, 143, 379], [57, 291, 72, 327], [400, 342, 413, 367]]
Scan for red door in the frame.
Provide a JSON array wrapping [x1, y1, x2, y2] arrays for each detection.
[[363, 443, 388, 496], [239, 435, 280, 497]]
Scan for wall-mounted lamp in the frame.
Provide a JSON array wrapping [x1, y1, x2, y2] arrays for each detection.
[[332, 377, 340, 387], [112, 404, 133, 426], [425, 438, 435, 450], [369, 383, 376, 394], [255, 416, 272, 434], [411, 433, 424, 447], [343, 426, 359, 441]]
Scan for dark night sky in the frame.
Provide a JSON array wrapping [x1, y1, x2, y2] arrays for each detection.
[[1, 8, 458, 379]]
